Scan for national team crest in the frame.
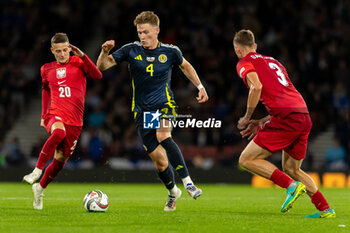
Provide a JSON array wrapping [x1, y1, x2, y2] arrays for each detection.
[[56, 68, 66, 79], [158, 54, 167, 63]]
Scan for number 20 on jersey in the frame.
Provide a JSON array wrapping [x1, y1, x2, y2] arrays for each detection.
[[59, 87, 71, 97]]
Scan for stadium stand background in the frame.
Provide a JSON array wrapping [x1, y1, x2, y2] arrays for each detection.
[[0, 0, 349, 175]]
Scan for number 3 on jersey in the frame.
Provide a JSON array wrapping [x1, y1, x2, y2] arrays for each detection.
[[146, 64, 154, 77], [59, 86, 71, 97], [268, 62, 289, 87]]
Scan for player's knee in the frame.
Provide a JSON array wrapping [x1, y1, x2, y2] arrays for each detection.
[[156, 131, 170, 143], [150, 150, 168, 171], [54, 150, 67, 162], [238, 153, 249, 169], [154, 159, 168, 171], [52, 128, 66, 141]]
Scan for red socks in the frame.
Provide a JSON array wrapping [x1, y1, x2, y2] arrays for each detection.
[[39, 158, 65, 188], [36, 128, 66, 169], [37, 129, 66, 188], [269, 169, 330, 211], [270, 169, 330, 211], [270, 169, 293, 188], [310, 190, 330, 211]]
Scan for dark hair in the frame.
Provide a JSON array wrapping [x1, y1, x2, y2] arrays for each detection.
[[133, 11, 160, 27], [233, 29, 255, 47], [51, 33, 69, 46]]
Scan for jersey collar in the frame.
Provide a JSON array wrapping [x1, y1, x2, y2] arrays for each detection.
[[142, 41, 161, 51], [243, 51, 257, 59]]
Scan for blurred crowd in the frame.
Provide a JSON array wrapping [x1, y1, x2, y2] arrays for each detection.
[[0, 0, 349, 170]]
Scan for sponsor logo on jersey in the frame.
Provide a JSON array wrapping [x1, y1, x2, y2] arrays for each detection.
[[56, 68, 66, 79], [146, 57, 155, 62], [134, 55, 142, 61], [158, 54, 167, 63], [58, 80, 66, 85], [54, 116, 62, 120]]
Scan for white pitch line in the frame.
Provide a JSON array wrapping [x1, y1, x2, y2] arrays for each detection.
[[1, 197, 30, 200], [1, 197, 245, 201]]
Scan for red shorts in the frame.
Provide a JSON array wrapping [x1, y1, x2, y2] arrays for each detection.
[[44, 114, 82, 158], [253, 113, 312, 160]]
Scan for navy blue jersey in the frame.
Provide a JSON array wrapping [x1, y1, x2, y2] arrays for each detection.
[[112, 41, 183, 113]]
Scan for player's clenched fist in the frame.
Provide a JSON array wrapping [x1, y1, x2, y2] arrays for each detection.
[[196, 88, 209, 103], [102, 40, 115, 53]]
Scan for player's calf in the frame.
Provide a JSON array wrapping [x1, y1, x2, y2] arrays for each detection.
[[39, 158, 66, 188], [36, 128, 66, 169], [160, 137, 190, 179]]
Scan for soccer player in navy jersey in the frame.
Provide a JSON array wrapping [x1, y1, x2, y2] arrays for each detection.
[[97, 11, 208, 211], [234, 29, 334, 218], [23, 33, 102, 209]]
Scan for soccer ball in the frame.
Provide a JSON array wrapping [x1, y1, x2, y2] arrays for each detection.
[[83, 190, 109, 212]]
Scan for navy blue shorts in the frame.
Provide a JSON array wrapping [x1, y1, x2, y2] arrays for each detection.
[[134, 105, 177, 153]]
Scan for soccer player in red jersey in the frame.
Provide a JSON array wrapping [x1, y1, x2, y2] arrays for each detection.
[[23, 33, 102, 210], [233, 29, 335, 218]]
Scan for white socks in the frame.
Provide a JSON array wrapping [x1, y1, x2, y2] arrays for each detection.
[[182, 176, 193, 187], [168, 176, 194, 195], [169, 185, 179, 196]]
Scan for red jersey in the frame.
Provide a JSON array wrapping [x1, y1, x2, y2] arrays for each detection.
[[41, 55, 102, 126], [236, 52, 308, 117]]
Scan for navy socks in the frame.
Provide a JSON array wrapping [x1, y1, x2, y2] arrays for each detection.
[[158, 166, 175, 190], [161, 137, 189, 178]]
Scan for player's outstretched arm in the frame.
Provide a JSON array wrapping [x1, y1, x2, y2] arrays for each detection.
[[179, 58, 209, 103], [97, 40, 117, 71]]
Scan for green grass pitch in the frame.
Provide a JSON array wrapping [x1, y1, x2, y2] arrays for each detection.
[[0, 183, 349, 233]]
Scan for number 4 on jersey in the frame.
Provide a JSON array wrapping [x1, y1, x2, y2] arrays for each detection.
[[146, 64, 154, 77]]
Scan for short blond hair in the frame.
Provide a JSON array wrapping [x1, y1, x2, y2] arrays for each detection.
[[233, 29, 255, 47], [51, 33, 69, 46], [133, 11, 159, 27]]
